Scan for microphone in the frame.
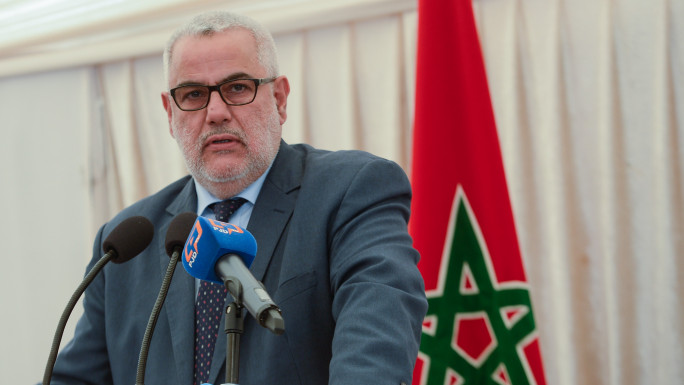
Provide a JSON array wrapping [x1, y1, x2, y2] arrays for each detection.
[[43, 216, 154, 385], [182, 216, 285, 334], [136, 212, 197, 385]]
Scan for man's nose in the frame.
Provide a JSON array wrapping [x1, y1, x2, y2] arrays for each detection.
[[205, 90, 233, 123]]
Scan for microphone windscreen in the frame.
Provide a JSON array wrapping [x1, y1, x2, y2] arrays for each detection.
[[102, 216, 154, 264], [165, 212, 198, 257], [182, 216, 257, 284]]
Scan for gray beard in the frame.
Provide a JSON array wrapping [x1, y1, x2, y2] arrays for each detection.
[[172, 111, 281, 194]]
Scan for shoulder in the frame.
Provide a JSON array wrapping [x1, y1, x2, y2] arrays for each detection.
[[102, 175, 194, 235], [284, 142, 407, 183], [288, 142, 386, 165], [266, 141, 409, 198], [270, 143, 411, 217]]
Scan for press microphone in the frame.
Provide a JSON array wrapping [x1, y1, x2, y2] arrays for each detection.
[[136, 212, 197, 385], [43, 216, 154, 385], [182, 216, 285, 335]]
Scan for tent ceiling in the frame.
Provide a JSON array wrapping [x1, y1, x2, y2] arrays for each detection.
[[0, 0, 415, 78]]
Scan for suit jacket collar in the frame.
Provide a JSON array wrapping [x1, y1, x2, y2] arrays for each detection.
[[247, 140, 301, 281]]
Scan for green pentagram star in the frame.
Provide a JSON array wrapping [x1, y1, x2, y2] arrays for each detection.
[[419, 196, 538, 384]]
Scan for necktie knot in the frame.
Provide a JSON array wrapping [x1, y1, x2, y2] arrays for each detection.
[[211, 197, 248, 222]]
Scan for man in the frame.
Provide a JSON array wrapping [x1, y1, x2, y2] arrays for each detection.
[[47, 11, 427, 385]]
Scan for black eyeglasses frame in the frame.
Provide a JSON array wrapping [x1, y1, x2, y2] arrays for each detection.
[[169, 77, 277, 111]]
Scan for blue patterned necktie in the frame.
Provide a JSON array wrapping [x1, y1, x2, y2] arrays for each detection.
[[194, 197, 248, 385]]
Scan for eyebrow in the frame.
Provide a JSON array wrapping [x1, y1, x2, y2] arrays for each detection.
[[174, 72, 254, 88]]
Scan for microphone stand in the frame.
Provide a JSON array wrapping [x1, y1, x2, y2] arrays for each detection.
[[220, 274, 284, 384], [223, 277, 245, 385]]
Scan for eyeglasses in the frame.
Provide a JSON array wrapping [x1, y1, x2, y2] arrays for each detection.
[[169, 77, 277, 111]]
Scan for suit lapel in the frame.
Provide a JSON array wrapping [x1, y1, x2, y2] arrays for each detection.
[[159, 178, 197, 385], [209, 141, 302, 384], [249, 141, 301, 281]]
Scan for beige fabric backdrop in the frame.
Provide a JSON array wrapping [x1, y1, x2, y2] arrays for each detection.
[[0, 1, 681, 384], [474, 1, 684, 384]]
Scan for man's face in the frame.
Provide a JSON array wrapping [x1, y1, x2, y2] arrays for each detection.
[[162, 29, 289, 195]]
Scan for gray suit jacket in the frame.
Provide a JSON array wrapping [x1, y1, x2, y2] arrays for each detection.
[[49, 141, 427, 385]]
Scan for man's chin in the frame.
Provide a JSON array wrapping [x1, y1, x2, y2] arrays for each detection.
[[183, 158, 238, 182], [188, 152, 272, 188], [198, 168, 247, 183]]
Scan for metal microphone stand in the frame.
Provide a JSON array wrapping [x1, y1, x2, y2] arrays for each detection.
[[222, 278, 245, 385], [220, 275, 285, 385]]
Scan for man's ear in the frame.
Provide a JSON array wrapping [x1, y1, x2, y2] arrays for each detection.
[[161, 91, 175, 137], [273, 76, 290, 125]]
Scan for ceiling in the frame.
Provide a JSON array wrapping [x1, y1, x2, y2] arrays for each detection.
[[0, 0, 415, 78]]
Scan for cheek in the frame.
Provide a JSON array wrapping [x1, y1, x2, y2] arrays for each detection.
[[172, 114, 201, 139], [255, 102, 281, 132], [171, 123, 196, 153]]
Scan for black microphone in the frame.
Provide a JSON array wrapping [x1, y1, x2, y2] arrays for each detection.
[[135, 212, 197, 385], [182, 217, 285, 334], [43, 216, 154, 385]]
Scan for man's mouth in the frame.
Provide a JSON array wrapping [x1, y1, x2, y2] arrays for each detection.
[[204, 133, 241, 148]]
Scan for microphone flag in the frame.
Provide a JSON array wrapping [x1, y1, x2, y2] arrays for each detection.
[[182, 216, 257, 284]]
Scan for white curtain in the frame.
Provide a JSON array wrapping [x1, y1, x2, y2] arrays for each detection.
[[0, 67, 96, 378], [474, 1, 684, 384], [0, 1, 682, 384]]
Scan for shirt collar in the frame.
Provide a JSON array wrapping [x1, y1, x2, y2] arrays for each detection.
[[193, 163, 272, 217]]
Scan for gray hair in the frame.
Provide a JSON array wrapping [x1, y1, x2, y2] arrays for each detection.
[[163, 11, 279, 85]]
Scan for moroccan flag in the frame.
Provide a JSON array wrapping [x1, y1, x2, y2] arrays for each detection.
[[409, 1, 547, 384]]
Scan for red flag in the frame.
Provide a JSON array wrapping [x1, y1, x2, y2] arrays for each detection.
[[410, 1, 547, 384]]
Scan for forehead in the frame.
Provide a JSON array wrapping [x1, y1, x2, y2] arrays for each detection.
[[168, 28, 262, 85]]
